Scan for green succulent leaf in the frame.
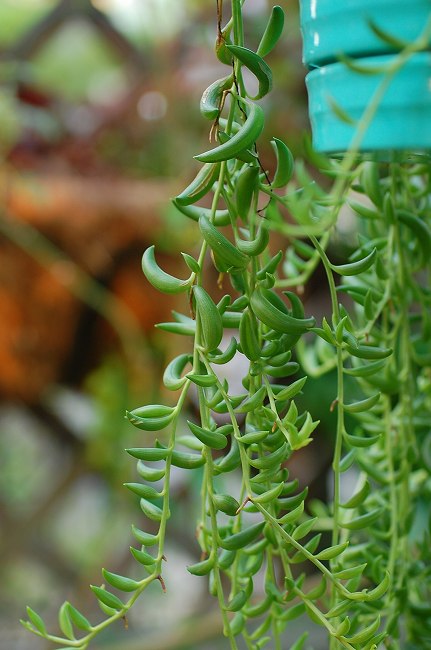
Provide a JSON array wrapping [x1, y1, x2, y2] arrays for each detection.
[[142, 246, 192, 294], [175, 162, 221, 205], [226, 45, 273, 99], [126, 405, 175, 432], [90, 586, 124, 611], [257, 5, 285, 57], [102, 569, 140, 592], [187, 420, 229, 450], [67, 604, 92, 632], [58, 602, 75, 640], [221, 521, 265, 550], [195, 97, 264, 163], [187, 556, 215, 576], [270, 137, 294, 188], [25, 607, 47, 636]]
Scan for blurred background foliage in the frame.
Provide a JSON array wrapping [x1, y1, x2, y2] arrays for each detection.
[[0, 1, 332, 648]]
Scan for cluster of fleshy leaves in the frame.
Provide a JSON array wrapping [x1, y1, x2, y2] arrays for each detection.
[[22, 3, 431, 650], [283, 157, 431, 650]]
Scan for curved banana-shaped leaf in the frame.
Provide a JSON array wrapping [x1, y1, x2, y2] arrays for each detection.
[[257, 5, 285, 57], [187, 556, 215, 576], [142, 246, 192, 294], [187, 420, 228, 450], [163, 353, 192, 390], [90, 586, 124, 611], [227, 45, 273, 99], [330, 247, 377, 276], [251, 287, 315, 335], [193, 285, 223, 352], [195, 98, 264, 163], [126, 404, 175, 431], [102, 569, 140, 593], [199, 215, 249, 270], [175, 162, 220, 205], [213, 493, 240, 516], [270, 138, 294, 188], [200, 75, 233, 120]]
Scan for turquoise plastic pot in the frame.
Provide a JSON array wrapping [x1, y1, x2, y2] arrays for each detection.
[[300, 0, 431, 67], [306, 52, 431, 153]]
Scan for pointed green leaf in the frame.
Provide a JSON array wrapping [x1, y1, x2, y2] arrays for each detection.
[[163, 353, 191, 391], [226, 589, 248, 612], [226, 45, 272, 99], [126, 405, 175, 432], [271, 137, 294, 188], [291, 517, 317, 541], [334, 563, 367, 580], [306, 576, 327, 600], [130, 546, 157, 567], [344, 432, 381, 448], [187, 420, 228, 450], [340, 508, 383, 530], [90, 586, 124, 611], [156, 320, 196, 336], [193, 284, 224, 352], [125, 482, 161, 500], [126, 447, 169, 461], [229, 611, 246, 636], [344, 393, 380, 414], [137, 461, 165, 482], [185, 373, 218, 387], [25, 607, 47, 636], [131, 525, 159, 546], [257, 5, 285, 57], [330, 248, 377, 276], [341, 481, 370, 509], [102, 569, 140, 592], [140, 498, 164, 522], [341, 615, 381, 645], [67, 604, 92, 632], [58, 602, 75, 640], [171, 449, 206, 469], [315, 541, 349, 560], [221, 521, 265, 550], [326, 599, 351, 618], [187, 556, 215, 576], [142, 245, 192, 294], [213, 493, 240, 516], [274, 377, 307, 401], [175, 162, 221, 205], [364, 571, 390, 601], [282, 602, 305, 622], [290, 533, 321, 563], [278, 501, 304, 525], [252, 482, 284, 504]]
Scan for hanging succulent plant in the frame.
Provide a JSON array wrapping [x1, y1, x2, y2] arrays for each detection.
[[22, 2, 431, 649]]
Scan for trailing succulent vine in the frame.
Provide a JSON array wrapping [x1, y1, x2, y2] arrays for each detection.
[[22, 2, 431, 649]]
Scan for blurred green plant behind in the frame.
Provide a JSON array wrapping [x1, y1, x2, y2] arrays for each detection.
[[0, 2, 332, 649]]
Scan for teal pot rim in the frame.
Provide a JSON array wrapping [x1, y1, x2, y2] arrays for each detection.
[[306, 52, 431, 154], [299, 0, 431, 67]]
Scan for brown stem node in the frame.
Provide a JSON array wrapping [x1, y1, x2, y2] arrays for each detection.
[[157, 574, 167, 593], [330, 398, 338, 412], [236, 496, 250, 515]]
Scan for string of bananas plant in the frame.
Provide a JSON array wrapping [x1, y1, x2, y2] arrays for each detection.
[[22, 1, 431, 649]]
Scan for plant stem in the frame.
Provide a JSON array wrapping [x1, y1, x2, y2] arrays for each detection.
[[309, 235, 345, 648], [391, 168, 416, 643]]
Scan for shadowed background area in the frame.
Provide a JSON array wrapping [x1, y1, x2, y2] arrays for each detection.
[[0, 2, 334, 648]]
